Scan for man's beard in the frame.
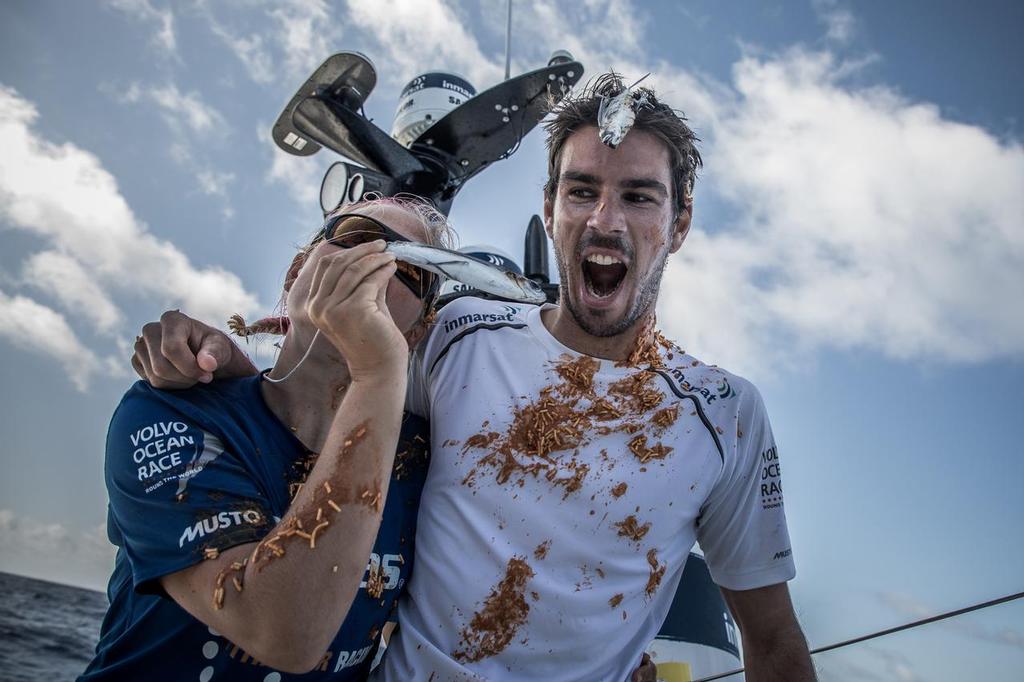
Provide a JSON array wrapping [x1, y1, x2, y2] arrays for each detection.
[[553, 238, 669, 338]]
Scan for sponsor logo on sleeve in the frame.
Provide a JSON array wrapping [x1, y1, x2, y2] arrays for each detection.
[[759, 445, 784, 509], [129, 422, 227, 495], [131, 421, 197, 490], [178, 509, 266, 548], [442, 305, 520, 334]]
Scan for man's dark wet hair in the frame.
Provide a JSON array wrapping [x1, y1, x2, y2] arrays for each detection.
[[543, 72, 703, 219]]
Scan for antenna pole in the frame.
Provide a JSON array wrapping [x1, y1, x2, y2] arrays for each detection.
[[504, 0, 513, 80]]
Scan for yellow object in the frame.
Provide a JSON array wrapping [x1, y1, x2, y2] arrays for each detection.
[[655, 661, 692, 682]]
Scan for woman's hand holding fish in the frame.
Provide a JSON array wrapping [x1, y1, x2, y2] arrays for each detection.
[[306, 240, 408, 381]]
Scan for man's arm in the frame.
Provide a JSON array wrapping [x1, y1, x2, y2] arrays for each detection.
[[132, 310, 258, 388], [720, 583, 816, 682]]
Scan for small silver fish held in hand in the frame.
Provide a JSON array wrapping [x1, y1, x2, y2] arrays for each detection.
[[597, 73, 652, 149], [386, 242, 547, 304]]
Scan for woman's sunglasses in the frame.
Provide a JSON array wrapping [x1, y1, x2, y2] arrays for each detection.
[[318, 213, 440, 305]]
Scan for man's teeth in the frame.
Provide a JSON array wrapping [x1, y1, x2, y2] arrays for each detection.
[[585, 254, 623, 266]]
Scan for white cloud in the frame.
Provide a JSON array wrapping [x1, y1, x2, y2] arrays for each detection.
[[106, 0, 178, 57], [22, 251, 124, 335], [150, 84, 225, 134], [256, 122, 328, 213], [879, 592, 1024, 650], [268, 0, 336, 83], [203, 0, 342, 86], [514, 0, 646, 71], [196, 168, 236, 198], [813, 0, 857, 45], [121, 82, 227, 136], [267, 149, 323, 207], [866, 648, 922, 682], [344, 0, 503, 88], [0, 509, 115, 592], [658, 48, 1024, 374], [207, 15, 276, 85], [482, 5, 1024, 374], [0, 289, 119, 391], [814, 655, 886, 682], [0, 84, 260, 389], [116, 81, 237, 213], [480, 6, 1024, 375]]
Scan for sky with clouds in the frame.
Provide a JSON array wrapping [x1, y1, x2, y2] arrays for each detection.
[[1, 1, 1022, 679]]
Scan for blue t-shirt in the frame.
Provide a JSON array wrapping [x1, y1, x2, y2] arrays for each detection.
[[80, 376, 430, 681]]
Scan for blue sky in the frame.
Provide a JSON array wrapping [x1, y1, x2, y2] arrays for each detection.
[[1, 1, 1022, 680]]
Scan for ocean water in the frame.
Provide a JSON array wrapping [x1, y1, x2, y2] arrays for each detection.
[[0, 571, 107, 681]]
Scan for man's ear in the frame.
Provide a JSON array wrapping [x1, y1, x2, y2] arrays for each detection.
[[669, 197, 693, 253], [543, 194, 555, 239], [283, 250, 309, 293]]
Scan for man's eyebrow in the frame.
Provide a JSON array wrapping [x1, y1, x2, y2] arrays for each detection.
[[560, 170, 600, 185], [621, 178, 668, 196], [560, 171, 668, 197]]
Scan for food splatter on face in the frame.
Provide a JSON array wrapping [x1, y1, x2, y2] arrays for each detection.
[[608, 593, 624, 608], [534, 540, 552, 560], [453, 556, 536, 663]]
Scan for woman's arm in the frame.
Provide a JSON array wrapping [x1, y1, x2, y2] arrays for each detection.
[[163, 246, 413, 673]]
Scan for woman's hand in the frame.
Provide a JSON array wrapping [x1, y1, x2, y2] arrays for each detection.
[[306, 240, 408, 381]]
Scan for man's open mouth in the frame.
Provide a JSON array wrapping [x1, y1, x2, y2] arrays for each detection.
[[582, 253, 628, 298]]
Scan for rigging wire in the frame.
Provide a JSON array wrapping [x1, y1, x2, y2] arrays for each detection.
[[691, 589, 1024, 682]]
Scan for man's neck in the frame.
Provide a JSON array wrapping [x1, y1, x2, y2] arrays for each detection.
[[259, 326, 352, 453], [540, 305, 653, 362]]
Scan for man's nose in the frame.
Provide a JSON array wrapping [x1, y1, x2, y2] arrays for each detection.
[[586, 196, 627, 234]]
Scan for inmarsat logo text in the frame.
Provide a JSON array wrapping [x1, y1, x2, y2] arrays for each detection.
[[442, 305, 519, 333], [666, 369, 736, 405]]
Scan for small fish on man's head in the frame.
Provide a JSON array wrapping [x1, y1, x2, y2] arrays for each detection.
[[597, 73, 652, 149]]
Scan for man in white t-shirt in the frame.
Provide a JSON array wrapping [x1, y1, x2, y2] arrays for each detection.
[[136, 73, 815, 680]]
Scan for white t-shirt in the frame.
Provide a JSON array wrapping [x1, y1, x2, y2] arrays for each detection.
[[379, 298, 795, 681]]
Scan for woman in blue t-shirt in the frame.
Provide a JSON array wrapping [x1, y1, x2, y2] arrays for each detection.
[[81, 198, 449, 681]]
